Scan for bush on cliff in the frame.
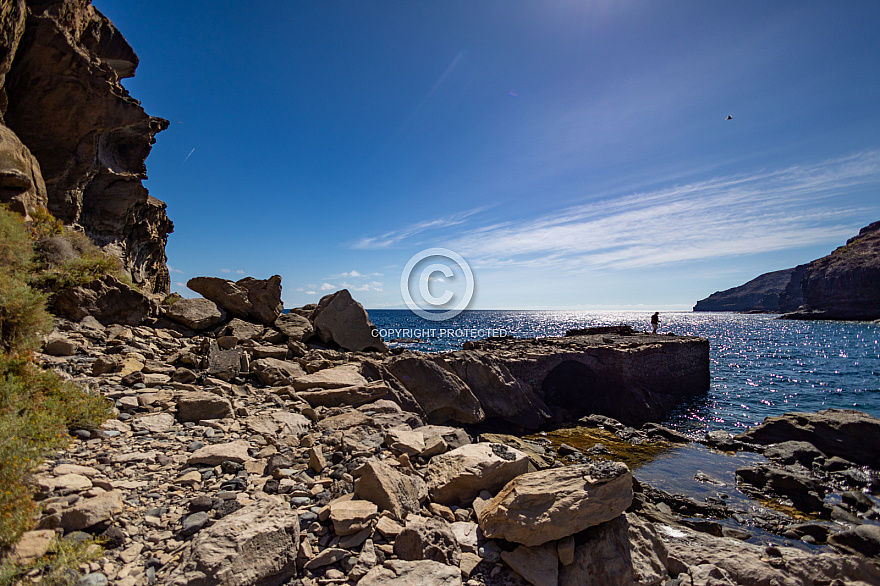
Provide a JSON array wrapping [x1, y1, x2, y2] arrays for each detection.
[[0, 205, 111, 552], [27, 207, 124, 295]]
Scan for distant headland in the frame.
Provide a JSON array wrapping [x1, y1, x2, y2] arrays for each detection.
[[694, 220, 880, 321]]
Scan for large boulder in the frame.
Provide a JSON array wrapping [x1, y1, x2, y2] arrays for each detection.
[[176, 391, 233, 422], [291, 364, 367, 391], [354, 459, 423, 521], [735, 409, 880, 468], [236, 276, 283, 324], [663, 521, 880, 586], [385, 353, 484, 425], [206, 342, 246, 381], [478, 460, 633, 547], [59, 490, 124, 532], [393, 517, 461, 567], [441, 351, 551, 429], [329, 499, 378, 536], [187, 275, 283, 325], [187, 277, 250, 316], [558, 513, 668, 586], [164, 298, 226, 331], [830, 525, 880, 561], [252, 357, 305, 386], [298, 382, 391, 408], [187, 440, 251, 466], [167, 495, 299, 586], [736, 463, 826, 512], [501, 542, 560, 586], [54, 275, 154, 326], [425, 443, 529, 506], [311, 289, 388, 352], [274, 312, 313, 342]]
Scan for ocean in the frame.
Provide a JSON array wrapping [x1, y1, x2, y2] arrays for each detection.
[[368, 310, 880, 434]]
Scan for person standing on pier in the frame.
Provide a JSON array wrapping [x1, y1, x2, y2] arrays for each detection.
[[651, 312, 660, 334]]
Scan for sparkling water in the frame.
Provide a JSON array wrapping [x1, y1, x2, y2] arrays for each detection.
[[368, 310, 880, 433]]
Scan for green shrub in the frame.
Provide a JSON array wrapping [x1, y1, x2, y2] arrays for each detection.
[[0, 355, 111, 549], [0, 274, 52, 355], [30, 229, 122, 294], [0, 206, 33, 277], [0, 206, 52, 355], [0, 205, 111, 556]]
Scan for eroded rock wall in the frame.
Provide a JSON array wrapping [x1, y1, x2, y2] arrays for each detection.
[[0, 0, 171, 294], [795, 220, 880, 320]]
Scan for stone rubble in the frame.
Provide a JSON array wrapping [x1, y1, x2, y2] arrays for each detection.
[[19, 297, 880, 586]]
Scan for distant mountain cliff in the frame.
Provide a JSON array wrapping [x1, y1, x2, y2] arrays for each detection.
[[694, 220, 880, 321], [784, 220, 880, 321], [692, 267, 805, 313], [0, 0, 171, 294]]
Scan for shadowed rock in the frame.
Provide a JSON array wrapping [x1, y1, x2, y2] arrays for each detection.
[[187, 275, 283, 325], [312, 289, 388, 352], [735, 409, 880, 468], [167, 495, 299, 586]]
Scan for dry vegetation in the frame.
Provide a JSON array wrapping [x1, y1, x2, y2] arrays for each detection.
[[0, 205, 111, 580]]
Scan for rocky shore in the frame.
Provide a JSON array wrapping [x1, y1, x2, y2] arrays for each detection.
[[9, 281, 880, 586]]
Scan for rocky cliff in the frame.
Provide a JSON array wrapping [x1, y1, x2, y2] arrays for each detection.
[[695, 220, 880, 320], [693, 266, 805, 313], [0, 0, 171, 294], [785, 220, 880, 320]]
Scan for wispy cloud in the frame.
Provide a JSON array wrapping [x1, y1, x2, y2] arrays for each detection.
[[351, 207, 489, 249], [220, 268, 231, 273], [446, 151, 880, 271], [167, 265, 183, 274], [320, 283, 335, 291], [354, 151, 880, 272]]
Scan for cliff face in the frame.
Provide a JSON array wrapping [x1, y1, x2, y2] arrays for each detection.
[[791, 220, 880, 320], [693, 267, 805, 313], [0, 0, 171, 294]]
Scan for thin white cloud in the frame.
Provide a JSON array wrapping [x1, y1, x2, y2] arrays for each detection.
[[236, 269, 245, 275], [320, 283, 335, 291], [342, 270, 362, 277], [220, 268, 231, 273], [174, 282, 186, 288], [356, 151, 880, 273], [351, 207, 489, 249], [447, 151, 880, 271], [168, 265, 183, 274], [340, 281, 384, 292], [305, 291, 316, 295]]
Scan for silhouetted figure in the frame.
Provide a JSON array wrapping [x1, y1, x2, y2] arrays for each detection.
[[726, 115, 733, 120], [651, 312, 659, 334]]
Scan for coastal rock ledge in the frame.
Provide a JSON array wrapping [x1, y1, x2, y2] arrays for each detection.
[[439, 328, 710, 428]]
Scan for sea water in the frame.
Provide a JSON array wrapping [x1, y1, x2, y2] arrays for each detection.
[[368, 310, 880, 434]]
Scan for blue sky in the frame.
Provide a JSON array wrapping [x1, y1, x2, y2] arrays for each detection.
[[94, 1, 880, 311]]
